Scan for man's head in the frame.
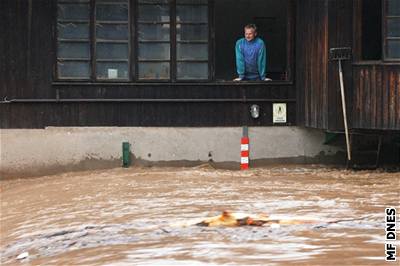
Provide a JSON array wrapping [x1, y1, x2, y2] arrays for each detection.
[[244, 24, 257, 42]]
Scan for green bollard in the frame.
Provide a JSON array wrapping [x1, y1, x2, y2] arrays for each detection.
[[122, 142, 131, 168]]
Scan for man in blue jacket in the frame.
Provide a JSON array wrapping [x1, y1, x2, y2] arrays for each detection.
[[234, 24, 271, 81]]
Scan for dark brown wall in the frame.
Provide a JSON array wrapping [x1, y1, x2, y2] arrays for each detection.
[[353, 64, 400, 130], [3, 0, 398, 130], [0, 0, 55, 99], [327, 0, 353, 131], [1, 82, 296, 128], [297, 0, 400, 132], [0, 0, 296, 128], [351, 0, 400, 131], [296, 0, 354, 131], [296, 0, 329, 129]]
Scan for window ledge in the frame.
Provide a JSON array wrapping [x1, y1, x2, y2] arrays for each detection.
[[52, 80, 293, 86], [353, 60, 400, 66]]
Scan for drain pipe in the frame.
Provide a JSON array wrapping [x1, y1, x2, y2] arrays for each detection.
[[122, 142, 131, 168]]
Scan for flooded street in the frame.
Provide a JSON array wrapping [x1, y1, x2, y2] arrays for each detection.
[[1, 165, 399, 265]]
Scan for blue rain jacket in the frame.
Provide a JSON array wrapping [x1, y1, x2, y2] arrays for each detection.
[[235, 37, 267, 80]]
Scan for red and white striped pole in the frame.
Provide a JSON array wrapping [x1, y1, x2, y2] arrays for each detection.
[[241, 126, 249, 170]]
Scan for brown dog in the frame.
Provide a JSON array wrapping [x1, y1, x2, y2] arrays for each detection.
[[195, 211, 318, 227]]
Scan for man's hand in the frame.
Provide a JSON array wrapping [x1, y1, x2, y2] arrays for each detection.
[[233, 77, 243, 81]]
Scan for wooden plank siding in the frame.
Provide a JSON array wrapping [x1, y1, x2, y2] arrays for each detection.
[[0, 101, 297, 128], [353, 64, 400, 130], [0, 0, 56, 99], [327, 0, 353, 131], [1, 0, 399, 131], [296, 0, 400, 132], [296, 0, 354, 131], [0, 0, 296, 128], [351, 0, 399, 131], [296, 0, 329, 129], [0, 82, 297, 127]]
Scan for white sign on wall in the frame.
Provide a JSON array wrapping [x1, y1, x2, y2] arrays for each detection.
[[273, 103, 287, 123], [108, 69, 118, 79]]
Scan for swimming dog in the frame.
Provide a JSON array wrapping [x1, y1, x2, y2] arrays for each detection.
[[195, 211, 318, 227]]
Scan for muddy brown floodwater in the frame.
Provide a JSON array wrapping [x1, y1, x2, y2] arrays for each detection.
[[1, 165, 399, 265]]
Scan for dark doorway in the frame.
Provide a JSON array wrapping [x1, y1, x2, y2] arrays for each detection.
[[214, 0, 289, 81], [361, 0, 382, 60]]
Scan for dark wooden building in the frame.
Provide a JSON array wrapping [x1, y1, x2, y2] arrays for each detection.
[[1, 0, 399, 132], [297, 0, 400, 132]]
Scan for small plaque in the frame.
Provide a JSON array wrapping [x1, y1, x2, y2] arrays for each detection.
[[108, 69, 118, 79], [273, 103, 287, 123]]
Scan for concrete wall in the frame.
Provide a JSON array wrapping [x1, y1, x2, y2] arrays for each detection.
[[0, 127, 343, 178]]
